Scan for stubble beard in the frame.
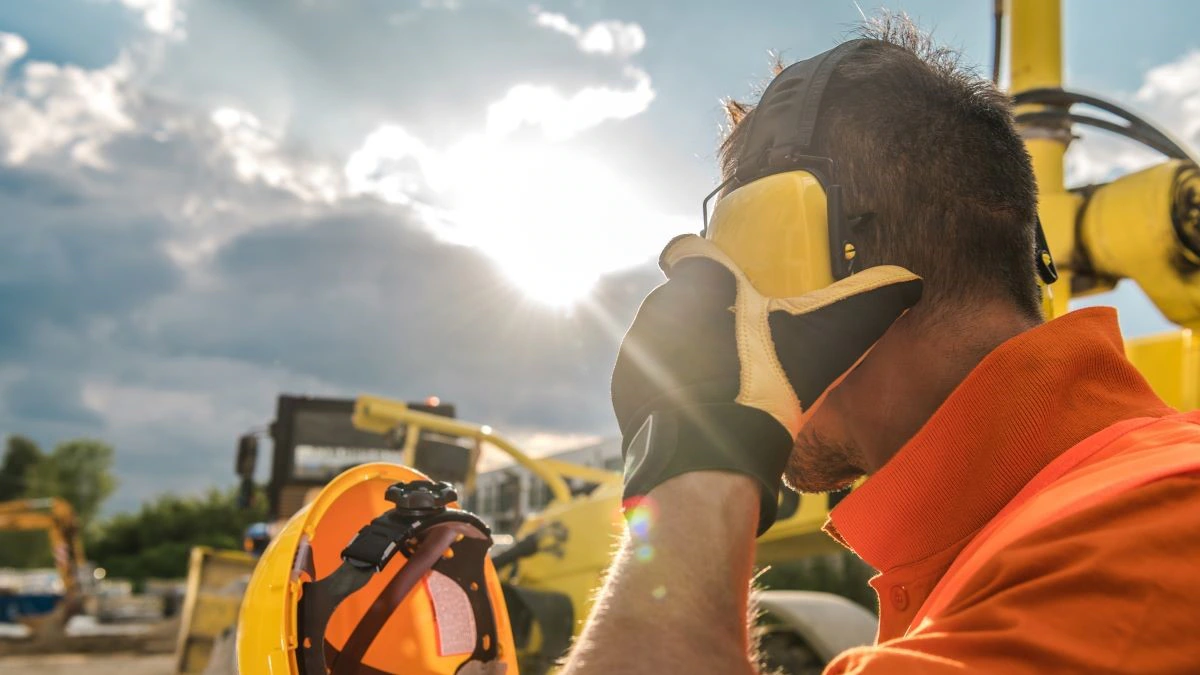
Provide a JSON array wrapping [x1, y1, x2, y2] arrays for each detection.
[[784, 426, 868, 494]]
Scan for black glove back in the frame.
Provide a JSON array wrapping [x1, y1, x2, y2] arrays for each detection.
[[612, 235, 921, 534]]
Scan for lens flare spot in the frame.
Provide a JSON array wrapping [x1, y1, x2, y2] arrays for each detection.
[[652, 585, 667, 600], [622, 496, 659, 540], [635, 544, 655, 562]]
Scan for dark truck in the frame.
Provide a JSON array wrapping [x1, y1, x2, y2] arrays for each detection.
[[235, 394, 472, 522]]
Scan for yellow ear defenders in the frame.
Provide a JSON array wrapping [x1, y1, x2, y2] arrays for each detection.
[[702, 39, 1058, 298]]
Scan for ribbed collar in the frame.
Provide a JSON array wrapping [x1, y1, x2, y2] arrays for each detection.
[[827, 307, 1173, 573]]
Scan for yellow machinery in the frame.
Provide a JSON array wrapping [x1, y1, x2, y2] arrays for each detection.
[[352, 396, 870, 673], [1006, 0, 1200, 398], [0, 497, 87, 636], [174, 546, 259, 674]]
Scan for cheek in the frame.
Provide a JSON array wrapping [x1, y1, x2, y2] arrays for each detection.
[[796, 385, 849, 445], [821, 348, 903, 421]]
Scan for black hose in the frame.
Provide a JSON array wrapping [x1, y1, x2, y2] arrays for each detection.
[[1013, 87, 1200, 165], [992, 0, 1004, 85], [1014, 111, 1186, 160], [491, 531, 541, 570]]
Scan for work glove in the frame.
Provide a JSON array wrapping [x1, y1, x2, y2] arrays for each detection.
[[612, 235, 922, 534]]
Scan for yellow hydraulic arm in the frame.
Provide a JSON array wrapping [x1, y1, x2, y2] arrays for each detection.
[[1010, 0, 1200, 408], [353, 395, 620, 504], [0, 497, 87, 617]]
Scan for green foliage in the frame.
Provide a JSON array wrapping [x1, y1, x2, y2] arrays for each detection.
[[26, 439, 116, 525], [0, 435, 43, 501], [87, 487, 268, 583], [0, 436, 54, 569], [0, 530, 55, 568], [0, 435, 122, 572], [756, 551, 878, 615]]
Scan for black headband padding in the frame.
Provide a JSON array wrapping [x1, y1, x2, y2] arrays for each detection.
[[735, 39, 885, 181]]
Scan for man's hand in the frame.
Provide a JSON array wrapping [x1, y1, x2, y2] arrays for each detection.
[[563, 239, 918, 675], [612, 234, 921, 532]]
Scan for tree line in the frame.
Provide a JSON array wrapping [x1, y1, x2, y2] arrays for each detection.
[[0, 435, 117, 568], [1, 434, 264, 582]]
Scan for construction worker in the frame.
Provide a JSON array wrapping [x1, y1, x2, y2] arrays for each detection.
[[561, 15, 1200, 675]]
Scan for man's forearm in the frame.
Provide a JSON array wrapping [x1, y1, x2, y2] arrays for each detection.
[[561, 471, 762, 675]]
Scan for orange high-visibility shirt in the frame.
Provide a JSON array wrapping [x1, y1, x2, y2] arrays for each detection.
[[823, 308, 1200, 674]]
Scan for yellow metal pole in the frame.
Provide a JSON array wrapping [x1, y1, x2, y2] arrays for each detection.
[[1009, 0, 1079, 318], [400, 418, 421, 466]]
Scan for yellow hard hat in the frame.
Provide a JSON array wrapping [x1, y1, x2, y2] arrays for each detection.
[[237, 462, 517, 674]]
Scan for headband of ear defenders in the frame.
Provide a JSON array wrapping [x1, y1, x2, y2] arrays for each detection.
[[733, 39, 881, 181], [703, 39, 884, 279], [705, 38, 1059, 286]]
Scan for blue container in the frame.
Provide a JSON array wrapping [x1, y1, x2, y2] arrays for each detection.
[[0, 593, 62, 623]]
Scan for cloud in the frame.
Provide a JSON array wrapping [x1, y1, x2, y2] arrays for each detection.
[[146, 2, 647, 154], [0, 50, 134, 167], [1065, 50, 1200, 185], [0, 170, 182, 357], [0, 32, 26, 81], [533, 12, 578, 38], [478, 10, 654, 142], [209, 106, 340, 203], [342, 123, 687, 306], [344, 124, 438, 205], [0, 112, 663, 508], [116, 0, 184, 37], [1136, 49, 1200, 138], [533, 11, 646, 58], [485, 66, 655, 140], [340, 4, 674, 304], [5, 371, 103, 427], [0, 148, 662, 509], [0, 2, 681, 512]]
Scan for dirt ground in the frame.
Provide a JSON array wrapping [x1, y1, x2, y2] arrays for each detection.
[[0, 652, 174, 674]]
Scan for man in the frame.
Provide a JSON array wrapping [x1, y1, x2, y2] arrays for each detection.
[[561, 15, 1200, 675]]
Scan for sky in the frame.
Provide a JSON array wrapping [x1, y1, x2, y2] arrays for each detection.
[[1, 0, 1198, 513]]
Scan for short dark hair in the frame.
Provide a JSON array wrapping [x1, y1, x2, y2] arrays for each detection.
[[720, 13, 1042, 321]]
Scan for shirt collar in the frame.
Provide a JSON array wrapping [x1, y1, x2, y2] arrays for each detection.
[[826, 307, 1173, 572]]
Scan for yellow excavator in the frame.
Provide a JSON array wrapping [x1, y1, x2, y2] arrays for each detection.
[[179, 1, 1200, 672], [0, 497, 87, 639], [349, 395, 865, 674]]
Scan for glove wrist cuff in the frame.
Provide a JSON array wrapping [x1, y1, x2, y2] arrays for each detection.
[[621, 404, 793, 535]]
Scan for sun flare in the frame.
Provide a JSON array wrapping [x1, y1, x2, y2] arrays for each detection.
[[424, 137, 687, 307]]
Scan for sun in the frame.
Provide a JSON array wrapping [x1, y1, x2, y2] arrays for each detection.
[[496, 258, 602, 308], [427, 137, 686, 307]]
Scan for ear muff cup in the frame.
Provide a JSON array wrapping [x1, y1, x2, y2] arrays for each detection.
[[706, 171, 836, 297]]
